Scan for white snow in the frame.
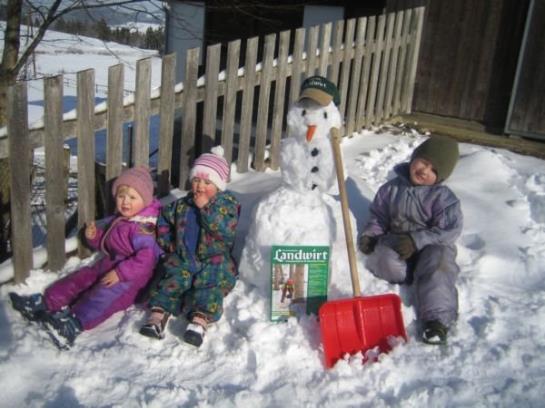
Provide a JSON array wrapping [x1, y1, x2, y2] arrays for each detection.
[[1, 24, 545, 407]]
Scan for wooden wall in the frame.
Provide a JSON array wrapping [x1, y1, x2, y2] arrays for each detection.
[[506, 0, 545, 139], [410, 0, 529, 132]]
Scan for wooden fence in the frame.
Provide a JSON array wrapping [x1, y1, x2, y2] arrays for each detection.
[[2, 7, 424, 283]]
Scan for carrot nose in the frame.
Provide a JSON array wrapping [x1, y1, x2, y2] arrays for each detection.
[[306, 125, 316, 142]]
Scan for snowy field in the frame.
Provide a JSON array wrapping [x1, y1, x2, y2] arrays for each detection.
[[1, 24, 545, 407]]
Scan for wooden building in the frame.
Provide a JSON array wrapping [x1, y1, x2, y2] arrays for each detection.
[[166, 0, 545, 141]]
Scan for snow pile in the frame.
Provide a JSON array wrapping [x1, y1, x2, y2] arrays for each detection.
[[2, 129, 545, 406]]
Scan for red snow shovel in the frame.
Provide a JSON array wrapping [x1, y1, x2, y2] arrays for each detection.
[[319, 128, 407, 369]]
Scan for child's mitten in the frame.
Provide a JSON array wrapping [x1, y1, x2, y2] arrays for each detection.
[[358, 235, 377, 255], [393, 234, 416, 260]]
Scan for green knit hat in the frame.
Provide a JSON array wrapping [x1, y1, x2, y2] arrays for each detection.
[[299, 75, 340, 106], [411, 136, 459, 182]]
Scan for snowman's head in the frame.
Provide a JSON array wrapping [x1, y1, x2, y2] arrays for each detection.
[[287, 98, 342, 142]]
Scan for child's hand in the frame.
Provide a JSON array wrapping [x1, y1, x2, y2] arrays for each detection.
[[193, 193, 209, 209], [85, 221, 97, 240], [101, 270, 120, 287], [358, 235, 377, 255]]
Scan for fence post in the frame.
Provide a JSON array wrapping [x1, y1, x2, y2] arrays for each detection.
[[7, 83, 33, 282], [133, 58, 151, 166], [157, 53, 176, 196], [44, 75, 66, 271]]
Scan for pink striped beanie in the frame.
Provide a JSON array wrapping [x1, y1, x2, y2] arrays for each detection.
[[189, 146, 230, 191]]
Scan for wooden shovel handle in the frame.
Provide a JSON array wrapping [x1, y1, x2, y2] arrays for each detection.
[[330, 127, 361, 297]]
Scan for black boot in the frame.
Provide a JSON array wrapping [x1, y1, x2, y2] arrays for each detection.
[[422, 320, 448, 345], [9, 292, 47, 322]]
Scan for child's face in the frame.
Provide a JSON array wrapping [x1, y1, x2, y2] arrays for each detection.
[[115, 185, 146, 217], [409, 158, 438, 186], [191, 177, 218, 200]]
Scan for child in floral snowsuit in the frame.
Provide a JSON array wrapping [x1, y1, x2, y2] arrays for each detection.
[[140, 146, 240, 347]]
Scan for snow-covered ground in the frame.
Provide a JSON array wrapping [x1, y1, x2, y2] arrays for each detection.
[[1, 24, 545, 407]]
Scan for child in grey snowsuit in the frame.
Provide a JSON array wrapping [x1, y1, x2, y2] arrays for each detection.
[[358, 136, 463, 345]]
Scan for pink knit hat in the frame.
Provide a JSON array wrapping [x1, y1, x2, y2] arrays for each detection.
[[189, 146, 229, 191], [112, 165, 154, 206]]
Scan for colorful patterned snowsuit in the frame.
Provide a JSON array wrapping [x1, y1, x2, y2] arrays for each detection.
[[44, 199, 162, 330], [362, 163, 463, 326], [148, 191, 240, 322]]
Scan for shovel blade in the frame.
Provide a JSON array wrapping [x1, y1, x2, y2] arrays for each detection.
[[319, 293, 407, 368]]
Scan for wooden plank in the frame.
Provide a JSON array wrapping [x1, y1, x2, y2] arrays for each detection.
[[133, 58, 151, 166], [202, 43, 221, 153], [76, 69, 96, 258], [384, 10, 405, 119], [289, 28, 305, 106], [403, 6, 425, 113], [106, 63, 124, 210], [339, 19, 356, 120], [7, 83, 33, 282], [329, 20, 345, 84], [366, 14, 386, 126], [306, 25, 319, 77], [375, 12, 396, 123], [221, 39, 241, 165], [318, 22, 332, 77], [254, 33, 276, 172], [270, 30, 290, 170], [237, 36, 258, 173], [357, 16, 374, 129], [44, 75, 66, 271], [393, 9, 412, 115], [179, 47, 200, 187], [345, 16, 367, 135], [157, 53, 176, 196]]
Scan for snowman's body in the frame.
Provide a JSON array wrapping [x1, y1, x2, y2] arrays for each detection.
[[240, 98, 345, 295]]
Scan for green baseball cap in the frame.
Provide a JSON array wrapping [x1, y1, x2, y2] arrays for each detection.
[[299, 75, 340, 106]]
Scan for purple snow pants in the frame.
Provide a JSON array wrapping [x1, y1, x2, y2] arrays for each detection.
[[44, 256, 138, 330]]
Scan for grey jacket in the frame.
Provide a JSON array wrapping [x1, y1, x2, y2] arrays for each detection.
[[362, 163, 463, 250]]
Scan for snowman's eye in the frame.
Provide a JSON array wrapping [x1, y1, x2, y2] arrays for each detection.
[[302, 110, 307, 116], [323, 111, 328, 119]]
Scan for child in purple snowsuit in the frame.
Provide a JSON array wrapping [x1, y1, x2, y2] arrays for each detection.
[[9, 166, 162, 348], [358, 136, 463, 345], [139, 146, 240, 348]]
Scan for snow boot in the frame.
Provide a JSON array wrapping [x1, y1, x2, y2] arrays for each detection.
[[422, 320, 448, 345], [41, 308, 82, 350], [140, 307, 170, 339], [183, 315, 207, 348], [9, 292, 47, 322]]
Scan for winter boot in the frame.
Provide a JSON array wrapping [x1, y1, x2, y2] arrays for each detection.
[[183, 315, 207, 348], [9, 292, 47, 322], [41, 308, 82, 349], [422, 320, 448, 345], [140, 307, 170, 339]]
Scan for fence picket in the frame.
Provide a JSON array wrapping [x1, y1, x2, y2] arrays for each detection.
[[318, 22, 332, 77], [384, 10, 405, 119], [366, 14, 386, 126], [157, 53, 176, 196], [76, 69, 96, 258], [357, 17, 373, 129], [394, 8, 413, 115], [346, 17, 367, 135], [289, 28, 305, 106], [106, 63, 124, 209], [7, 83, 33, 282], [306, 25, 319, 77], [133, 58, 151, 166], [339, 19, 356, 120], [254, 34, 276, 171], [44, 75, 66, 271], [270, 30, 290, 170], [221, 39, 241, 165], [237, 37, 258, 173], [203, 44, 221, 153], [329, 20, 345, 84], [179, 48, 200, 188]]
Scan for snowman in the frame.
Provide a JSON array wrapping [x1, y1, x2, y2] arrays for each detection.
[[240, 76, 348, 298]]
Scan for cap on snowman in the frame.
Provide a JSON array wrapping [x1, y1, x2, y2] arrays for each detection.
[[299, 75, 340, 106]]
